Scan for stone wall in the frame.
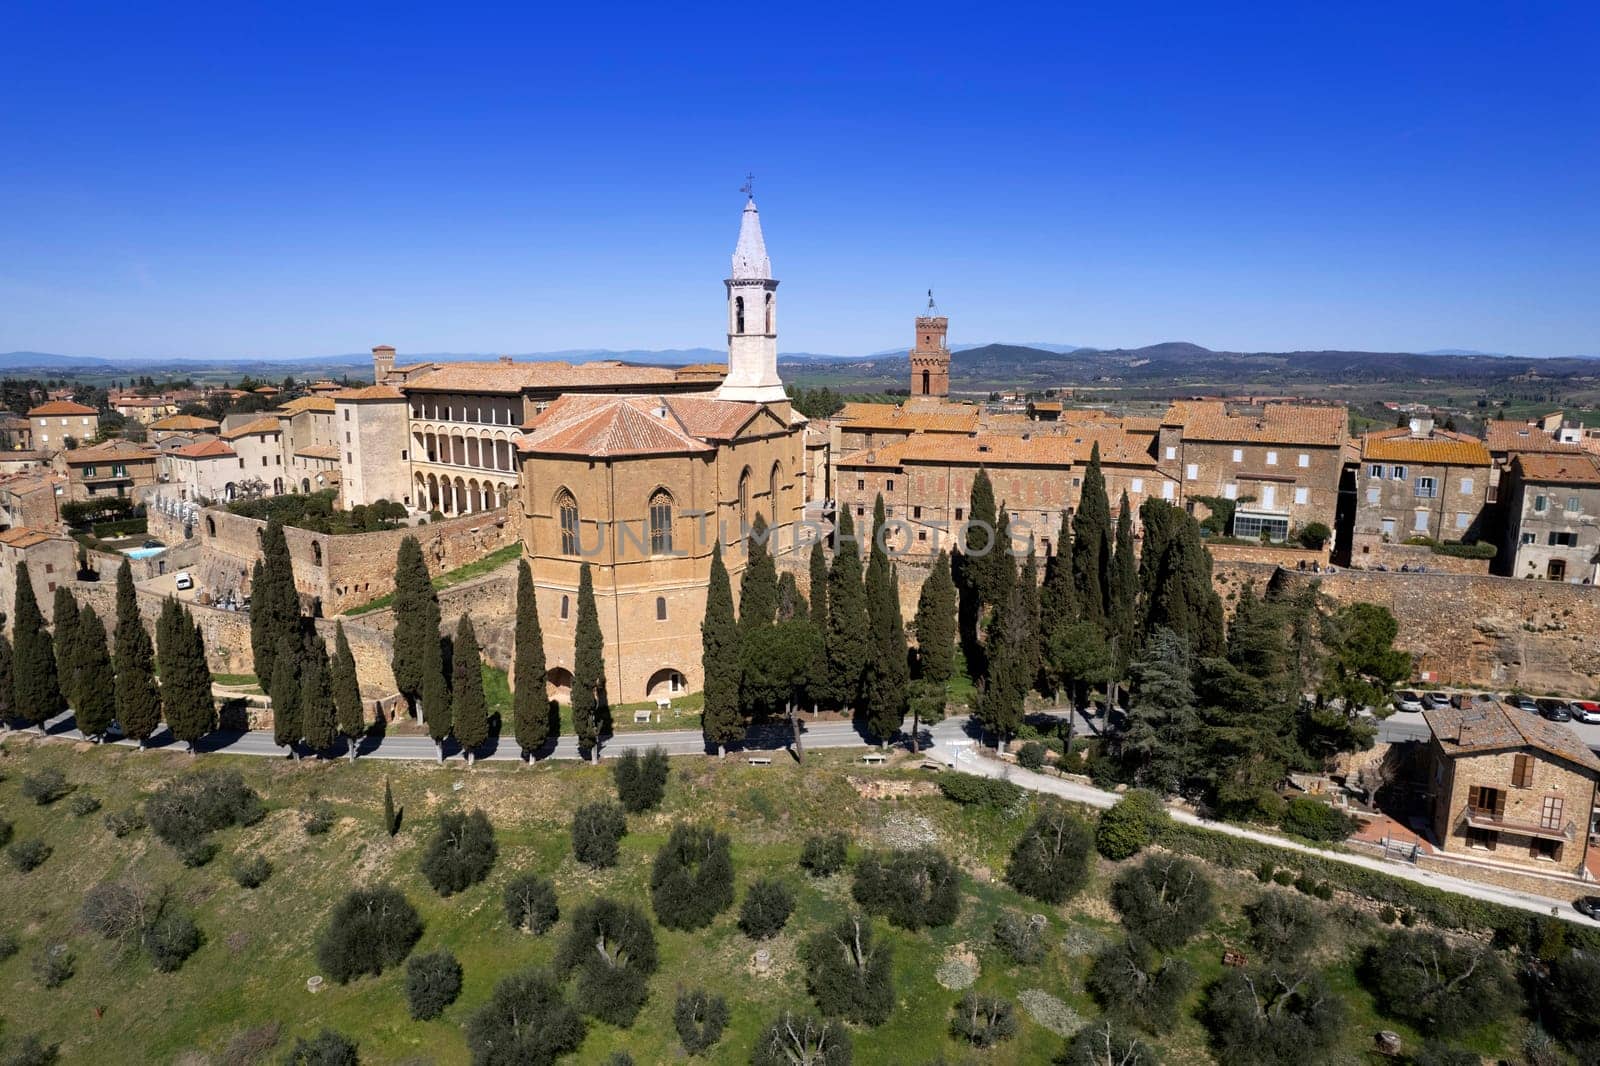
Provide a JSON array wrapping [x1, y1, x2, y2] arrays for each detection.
[[1206, 542, 1329, 568], [1347, 540, 1492, 576]]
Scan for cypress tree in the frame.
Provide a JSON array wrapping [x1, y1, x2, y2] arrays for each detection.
[[1018, 539, 1043, 684], [1108, 492, 1138, 698], [1039, 506, 1075, 656], [71, 606, 115, 740], [964, 468, 999, 606], [391, 536, 441, 719], [250, 520, 298, 688], [113, 559, 161, 746], [452, 614, 489, 765], [158, 598, 214, 753], [331, 622, 364, 760], [421, 628, 451, 762], [571, 562, 607, 763], [861, 497, 908, 746], [977, 581, 1029, 748], [807, 539, 829, 629], [776, 571, 806, 621], [739, 515, 778, 636], [701, 542, 743, 757], [300, 636, 336, 756], [913, 550, 956, 685], [992, 505, 1016, 611], [1140, 502, 1225, 658], [0, 627, 14, 727], [52, 586, 81, 711], [12, 562, 63, 730], [511, 559, 550, 762], [824, 508, 868, 712], [270, 635, 303, 758], [1071, 443, 1111, 628]]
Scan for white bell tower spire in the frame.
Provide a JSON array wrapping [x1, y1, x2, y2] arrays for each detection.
[[717, 183, 786, 403]]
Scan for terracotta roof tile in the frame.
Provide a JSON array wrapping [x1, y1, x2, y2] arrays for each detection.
[[1484, 419, 1584, 455], [404, 360, 691, 395], [840, 427, 1158, 470], [1360, 430, 1490, 466], [221, 417, 282, 440], [517, 395, 716, 458], [0, 527, 56, 548], [836, 402, 979, 433], [276, 396, 336, 415], [662, 396, 763, 439], [1425, 700, 1600, 773], [293, 444, 340, 460], [332, 385, 405, 401], [1168, 401, 1347, 447], [149, 414, 221, 431], [27, 400, 97, 417], [60, 439, 158, 463], [171, 439, 236, 459], [1513, 451, 1600, 485]]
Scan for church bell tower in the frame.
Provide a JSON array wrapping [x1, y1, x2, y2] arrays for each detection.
[[717, 190, 787, 404], [908, 291, 950, 404]]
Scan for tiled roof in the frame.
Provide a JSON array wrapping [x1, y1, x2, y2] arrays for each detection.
[[1029, 401, 1063, 413], [674, 363, 728, 376], [517, 394, 716, 458], [1168, 401, 1347, 447], [60, 439, 158, 464], [307, 380, 342, 391], [276, 396, 336, 415], [404, 360, 689, 395], [115, 397, 171, 407], [27, 400, 97, 417], [1360, 430, 1490, 466], [835, 402, 980, 433], [221, 417, 282, 440], [1425, 700, 1600, 773], [171, 439, 236, 459], [332, 385, 405, 401], [253, 386, 280, 394], [0, 527, 57, 548], [1513, 451, 1600, 486], [839, 428, 1158, 471], [149, 414, 220, 431], [1484, 419, 1583, 455], [662, 396, 764, 439], [294, 444, 341, 460]]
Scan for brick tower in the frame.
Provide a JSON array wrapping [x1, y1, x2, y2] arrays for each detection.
[[908, 291, 950, 404]]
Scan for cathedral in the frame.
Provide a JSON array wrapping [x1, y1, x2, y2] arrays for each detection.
[[512, 196, 812, 704]]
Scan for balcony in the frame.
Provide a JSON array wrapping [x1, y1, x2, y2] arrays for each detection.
[[1461, 805, 1574, 842]]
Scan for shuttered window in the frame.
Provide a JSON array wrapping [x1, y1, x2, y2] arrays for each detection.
[[1512, 754, 1534, 788]]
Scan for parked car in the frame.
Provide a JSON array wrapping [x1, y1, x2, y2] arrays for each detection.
[[1422, 692, 1452, 710], [1539, 699, 1573, 722], [1570, 700, 1600, 724], [1393, 691, 1425, 713], [1511, 695, 1541, 715], [1576, 896, 1600, 920], [174, 572, 194, 591]]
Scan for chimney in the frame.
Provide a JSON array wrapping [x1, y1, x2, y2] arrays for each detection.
[[1408, 415, 1434, 438]]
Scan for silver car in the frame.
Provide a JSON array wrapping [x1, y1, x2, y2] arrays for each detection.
[[1393, 691, 1424, 713]]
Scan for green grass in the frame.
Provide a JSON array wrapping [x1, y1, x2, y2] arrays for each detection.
[[344, 543, 524, 615], [0, 738, 1541, 1064], [211, 673, 259, 687], [480, 664, 703, 736]]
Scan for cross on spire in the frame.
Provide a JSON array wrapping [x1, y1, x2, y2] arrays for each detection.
[[740, 172, 755, 199]]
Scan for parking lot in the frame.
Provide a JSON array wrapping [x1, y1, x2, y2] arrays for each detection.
[[1389, 688, 1600, 750]]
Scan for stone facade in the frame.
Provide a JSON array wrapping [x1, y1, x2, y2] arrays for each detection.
[[0, 472, 62, 531], [0, 528, 77, 628], [28, 401, 98, 454], [1352, 421, 1491, 554], [336, 387, 411, 507], [907, 303, 951, 403], [53, 440, 160, 502], [1500, 452, 1600, 584]]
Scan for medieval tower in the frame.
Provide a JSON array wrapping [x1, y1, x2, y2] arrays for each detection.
[[716, 195, 787, 403], [908, 291, 950, 403]]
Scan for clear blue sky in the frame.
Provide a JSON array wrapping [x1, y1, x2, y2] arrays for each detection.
[[3, 2, 1597, 360]]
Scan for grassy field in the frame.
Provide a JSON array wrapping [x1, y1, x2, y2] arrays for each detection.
[[0, 737, 1525, 1064]]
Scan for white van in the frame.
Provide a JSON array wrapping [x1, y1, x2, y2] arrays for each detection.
[[174, 572, 194, 591]]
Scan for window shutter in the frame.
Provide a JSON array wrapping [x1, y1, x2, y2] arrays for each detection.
[[1468, 785, 1481, 811], [1513, 754, 1533, 788]]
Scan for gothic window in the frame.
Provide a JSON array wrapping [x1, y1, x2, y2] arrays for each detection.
[[656, 596, 667, 621], [764, 292, 773, 333], [557, 489, 579, 556], [735, 296, 745, 334], [649, 489, 673, 554], [769, 462, 780, 525], [738, 467, 751, 533]]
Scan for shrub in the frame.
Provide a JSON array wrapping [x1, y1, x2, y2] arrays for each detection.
[[143, 909, 203, 972], [1292, 874, 1314, 896], [1361, 930, 1517, 1036], [937, 774, 1021, 807], [650, 824, 735, 931], [465, 968, 584, 1064], [302, 806, 335, 836], [503, 873, 559, 934], [233, 856, 272, 889], [740, 878, 796, 940], [1434, 540, 1496, 559], [1312, 881, 1334, 901], [571, 801, 627, 868], [31, 945, 73, 988], [103, 808, 144, 838], [1111, 855, 1216, 950], [1087, 938, 1193, 1034], [1254, 860, 1275, 883], [950, 991, 1018, 1048], [802, 915, 894, 1027], [0, 932, 18, 961], [145, 770, 265, 850], [68, 794, 101, 818], [20, 769, 70, 806], [1297, 522, 1331, 550], [316, 886, 423, 983], [1016, 741, 1046, 770], [1005, 804, 1093, 904], [1059, 1018, 1158, 1066], [751, 1011, 852, 1066], [1201, 966, 1346, 1066], [280, 1029, 359, 1066], [674, 988, 730, 1055], [1546, 949, 1600, 1046], [8, 840, 50, 873], [993, 912, 1046, 965], [555, 898, 658, 1028], [852, 848, 961, 930], [1400, 908, 1417, 927], [1271, 869, 1295, 886], [405, 949, 463, 1020], [1377, 904, 1397, 924], [0, 820, 10, 848], [1278, 796, 1356, 843], [81, 880, 157, 943], [0, 1034, 60, 1066], [799, 832, 848, 877], [612, 746, 669, 813], [178, 840, 218, 868], [1096, 789, 1167, 861], [1246, 891, 1325, 961], [420, 810, 498, 897]]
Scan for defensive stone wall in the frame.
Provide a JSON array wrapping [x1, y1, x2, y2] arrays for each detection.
[[1347, 540, 1492, 576], [1205, 541, 1329, 568]]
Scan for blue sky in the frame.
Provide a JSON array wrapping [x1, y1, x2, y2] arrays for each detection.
[[2, 2, 1597, 360]]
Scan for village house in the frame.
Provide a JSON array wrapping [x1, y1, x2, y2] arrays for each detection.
[[1499, 451, 1600, 583], [1351, 417, 1492, 556], [27, 399, 99, 455], [160, 439, 241, 502], [0, 526, 78, 625], [53, 439, 160, 502]]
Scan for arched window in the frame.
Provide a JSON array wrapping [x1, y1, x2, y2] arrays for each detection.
[[655, 596, 667, 621], [922, 369, 930, 395], [560, 595, 570, 620], [206, 516, 217, 537], [301, 478, 311, 493], [764, 292, 773, 333], [311, 540, 323, 566], [649, 489, 673, 554], [769, 462, 781, 525], [556, 489, 579, 556], [737, 468, 751, 534], [734, 296, 745, 333]]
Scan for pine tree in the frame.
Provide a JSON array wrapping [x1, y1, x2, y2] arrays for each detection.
[[861, 496, 908, 746], [331, 622, 364, 760], [808, 540, 829, 629], [701, 543, 743, 757], [1117, 628, 1201, 793], [1108, 492, 1138, 699], [739, 515, 778, 636], [1071, 443, 1111, 628], [824, 508, 868, 712], [571, 563, 607, 763], [52, 586, 81, 711], [391, 536, 441, 719], [12, 562, 63, 730], [511, 559, 550, 762], [158, 598, 215, 753], [452, 615, 489, 764], [70, 606, 115, 740], [299, 636, 336, 756], [270, 635, 303, 758], [250, 520, 299, 688], [913, 550, 956, 685], [1039, 507, 1076, 657], [113, 559, 161, 746]]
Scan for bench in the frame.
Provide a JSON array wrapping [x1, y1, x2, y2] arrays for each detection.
[[747, 756, 773, 766], [861, 753, 887, 765], [633, 710, 653, 724]]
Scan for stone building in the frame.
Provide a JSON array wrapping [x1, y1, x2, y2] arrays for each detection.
[[220, 417, 287, 495], [27, 400, 99, 454], [333, 385, 411, 507], [1423, 699, 1599, 878], [512, 196, 809, 704], [276, 395, 339, 493], [0, 471, 63, 531], [1500, 451, 1600, 583], [160, 439, 240, 502], [1484, 418, 1584, 505], [53, 439, 160, 501], [0, 413, 33, 451], [0, 526, 77, 627], [1350, 417, 1491, 557], [907, 293, 951, 405], [113, 396, 177, 423], [149, 413, 221, 444]]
